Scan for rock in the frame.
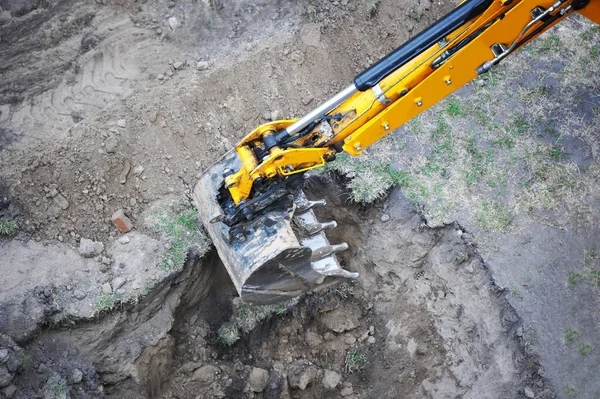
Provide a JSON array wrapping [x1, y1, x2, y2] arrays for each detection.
[[131, 281, 141, 290], [340, 386, 353, 396], [524, 387, 535, 398], [270, 110, 281, 121], [0, 11, 12, 24], [2, 385, 17, 398], [53, 194, 69, 210], [36, 363, 48, 374], [173, 61, 184, 70], [117, 119, 126, 128], [73, 290, 86, 300], [305, 331, 323, 347], [71, 368, 83, 384], [196, 61, 209, 71], [320, 308, 359, 333], [104, 136, 119, 153], [79, 238, 104, 257], [0, 350, 8, 364], [102, 282, 112, 294], [367, 336, 376, 344], [118, 161, 131, 184], [0, 366, 9, 388], [302, 96, 314, 106], [118, 235, 131, 244], [111, 209, 133, 233], [132, 165, 144, 176], [380, 213, 390, 222], [287, 360, 317, 390], [192, 365, 218, 386], [168, 16, 179, 30], [101, 256, 111, 265], [112, 276, 126, 290], [321, 370, 341, 390], [265, 370, 289, 399], [247, 367, 269, 392]]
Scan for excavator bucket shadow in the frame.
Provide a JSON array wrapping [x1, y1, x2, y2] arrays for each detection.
[[193, 151, 358, 305]]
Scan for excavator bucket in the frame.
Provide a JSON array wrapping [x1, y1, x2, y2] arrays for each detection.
[[193, 151, 359, 305]]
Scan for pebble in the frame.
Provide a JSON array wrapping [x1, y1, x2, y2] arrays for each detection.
[[118, 161, 131, 184], [340, 386, 353, 396], [53, 194, 70, 210], [37, 363, 48, 374], [168, 16, 179, 30], [101, 256, 112, 265], [380, 213, 390, 222], [367, 336, 376, 344], [321, 370, 341, 390], [302, 96, 314, 106], [270, 110, 282, 121], [524, 387, 535, 398], [104, 136, 119, 153], [117, 119, 126, 128], [73, 290, 86, 300], [0, 349, 8, 364], [196, 61, 209, 71], [132, 165, 144, 175], [112, 277, 126, 290], [132, 281, 141, 290], [71, 368, 83, 384], [102, 282, 112, 294], [158, 74, 165, 80], [118, 235, 131, 244], [79, 238, 104, 258], [173, 61, 184, 70]]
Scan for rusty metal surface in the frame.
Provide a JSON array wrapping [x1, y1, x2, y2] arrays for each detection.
[[193, 151, 358, 305]]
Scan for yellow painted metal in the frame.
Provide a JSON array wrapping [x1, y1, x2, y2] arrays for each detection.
[[225, 0, 598, 204], [578, 0, 600, 24]]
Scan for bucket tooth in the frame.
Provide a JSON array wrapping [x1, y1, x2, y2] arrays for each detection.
[[303, 221, 337, 235], [296, 198, 327, 213], [312, 243, 349, 262]]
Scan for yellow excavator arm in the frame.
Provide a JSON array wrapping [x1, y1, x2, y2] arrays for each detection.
[[195, 0, 599, 304]]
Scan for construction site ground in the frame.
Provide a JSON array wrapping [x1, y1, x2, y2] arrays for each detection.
[[0, 0, 598, 398]]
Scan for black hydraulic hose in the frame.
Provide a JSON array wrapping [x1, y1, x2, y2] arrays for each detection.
[[353, 0, 494, 91]]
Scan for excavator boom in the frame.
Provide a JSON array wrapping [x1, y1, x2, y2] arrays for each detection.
[[194, 0, 599, 304]]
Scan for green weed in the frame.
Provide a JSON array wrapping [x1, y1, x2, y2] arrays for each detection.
[[446, 98, 467, 117], [53, 313, 76, 329], [218, 324, 240, 346], [475, 201, 512, 232], [344, 348, 367, 373], [565, 328, 580, 344], [0, 219, 18, 236], [94, 293, 122, 313], [578, 343, 593, 356], [366, 0, 380, 19], [568, 270, 582, 285], [564, 384, 578, 399]]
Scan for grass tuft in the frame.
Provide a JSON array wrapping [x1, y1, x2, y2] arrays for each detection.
[[218, 324, 240, 346], [148, 203, 210, 271], [0, 218, 18, 236], [475, 201, 512, 232], [344, 348, 367, 374]]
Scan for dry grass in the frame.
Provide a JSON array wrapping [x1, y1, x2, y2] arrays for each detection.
[[325, 15, 600, 233]]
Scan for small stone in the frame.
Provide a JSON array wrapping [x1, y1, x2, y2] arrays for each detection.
[[117, 119, 126, 128], [53, 194, 69, 210], [270, 110, 281, 121], [101, 256, 111, 265], [158, 74, 165, 80], [2, 385, 17, 398], [118, 161, 131, 184], [0, 11, 12, 25], [192, 365, 219, 386], [36, 363, 48, 374], [367, 336, 376, 344], [73, 290, 86, 300], [302, 96, 314, 106], [321, 370, 341, 390], [287, 360, 317, 390], [247, 367, 269, 392], [71, 368, 83, 384], [173, 61, 184, 70], [380, 213, 390, 222], [340, 386, 353, 396], [111, 209, 133, 233], [104, 136, 119, 153], [79, 238, 104, 257], [168, 16, 179, 30], [0, 350, 8, 364], [112, 277, 126, 290], [132, 281, 141, 290], [132, 165, 144, 176], [196, 61, 209, 71], [102, 282, 112, 294], [118, 235, 131, 244], [524, 387, 535, 398]]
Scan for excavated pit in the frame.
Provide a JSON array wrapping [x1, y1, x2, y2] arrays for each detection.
[[0, 177, 553, 398]]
